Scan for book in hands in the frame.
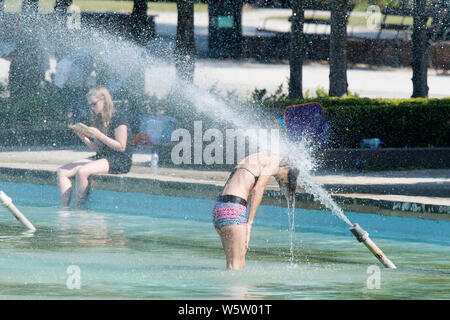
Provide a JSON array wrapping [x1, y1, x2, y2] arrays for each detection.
[[69, 122, 92, 137]]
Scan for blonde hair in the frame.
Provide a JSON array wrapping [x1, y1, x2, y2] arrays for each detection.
[[87, 87, 115, 134]]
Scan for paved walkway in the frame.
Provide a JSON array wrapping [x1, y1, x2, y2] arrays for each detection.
[[145, 8, 450, 99], [152, 8, 410, 42], [1, 8, 449, 99], [0, 147, 448, 220]]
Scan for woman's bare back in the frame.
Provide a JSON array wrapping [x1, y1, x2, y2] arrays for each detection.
[[221, 152, 281, 200]]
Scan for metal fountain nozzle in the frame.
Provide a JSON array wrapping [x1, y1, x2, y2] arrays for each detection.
[[0, 190, 36, 231], [350, 223, 369, 242], [350, 222, 396, 269]]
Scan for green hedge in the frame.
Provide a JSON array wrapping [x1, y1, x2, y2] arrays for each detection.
[[0, 84, 71, 129], [261, 97, 450, 148], [1, 88, 449, 149]]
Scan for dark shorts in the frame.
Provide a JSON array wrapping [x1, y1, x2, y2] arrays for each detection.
[[89, 153, 132, 174], [212, 195, 248, 229]]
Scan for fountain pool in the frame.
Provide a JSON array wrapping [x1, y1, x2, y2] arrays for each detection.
[[0, 181, 449, 299]]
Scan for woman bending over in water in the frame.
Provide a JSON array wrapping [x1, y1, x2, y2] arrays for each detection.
[[212, 152, 299, 270]]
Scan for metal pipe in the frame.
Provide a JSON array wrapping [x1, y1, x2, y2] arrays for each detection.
[[0, 191, 36, 231], [350, 223, 396, 269]]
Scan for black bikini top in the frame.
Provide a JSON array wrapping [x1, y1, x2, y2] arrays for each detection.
[[224, 167, 259, 189]]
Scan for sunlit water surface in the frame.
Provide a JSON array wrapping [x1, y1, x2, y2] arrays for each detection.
[[0, 181, 449, 299]]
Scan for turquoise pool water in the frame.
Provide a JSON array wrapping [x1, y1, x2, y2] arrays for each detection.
[[0, 181, 449, 299]]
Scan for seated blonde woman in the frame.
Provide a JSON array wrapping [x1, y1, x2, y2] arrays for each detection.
[[57, 87, 133, 207]]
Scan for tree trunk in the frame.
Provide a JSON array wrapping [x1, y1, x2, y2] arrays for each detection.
[[207, 0, 243, 59], [54, 0, 72, 14], [329, 0, 350, 97], [132, 0, 147, 14], [22, 0, 39, 14], [131, 0, 149, 45], [9, 0, 42, 101], [430, 0, 449, 40], [175, 0, 196, 83], [411, 0, 429, 98], [288, 0, 304, 100]]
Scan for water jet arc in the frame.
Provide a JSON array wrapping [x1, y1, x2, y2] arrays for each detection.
[[350, 223, 396, 269], [0, 191, 36, 231]]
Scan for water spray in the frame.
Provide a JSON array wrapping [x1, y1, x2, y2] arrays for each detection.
[[3, 10, 396, 268], [0, 191, 36, 231], [350, 223, 396, 269]]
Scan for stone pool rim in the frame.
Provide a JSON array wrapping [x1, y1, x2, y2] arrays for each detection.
[[0, 166, 448, 222]]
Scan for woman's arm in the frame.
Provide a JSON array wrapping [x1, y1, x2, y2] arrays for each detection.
[[245, 173, 272, 249], [245, 158, 280, 248], [88, 125, 128, 152], [247, 174, 271, 225]]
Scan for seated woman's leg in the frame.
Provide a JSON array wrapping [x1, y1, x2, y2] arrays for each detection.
[[74, 158, 109, 207], [57, 159, 93, 207]]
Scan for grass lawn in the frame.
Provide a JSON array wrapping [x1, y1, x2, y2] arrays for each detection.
[[262, 14, 429, 28], [3, 0, 424, 28], [3, 0, 208, 13]]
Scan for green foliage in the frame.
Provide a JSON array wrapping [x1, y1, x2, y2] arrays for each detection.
[[249, 83, 288, 104], [260, 96, 450, 148], [0, 83, 6, 96], [207, 82, 241, 104], [250, 83, 359, 104], [314, 86, 329, 98], [1, 80, 448, 149], [0, 83, 71, 129]]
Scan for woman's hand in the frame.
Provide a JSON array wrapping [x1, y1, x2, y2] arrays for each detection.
[[73, 127, 86, 140], [87, 127, 102, 139], [73, 127, 99, 151]]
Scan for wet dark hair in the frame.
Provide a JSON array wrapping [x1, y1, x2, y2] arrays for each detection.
[[280, 157, 299, 192], [287, 167, 299, 194], [278, 157, 299, 203]]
